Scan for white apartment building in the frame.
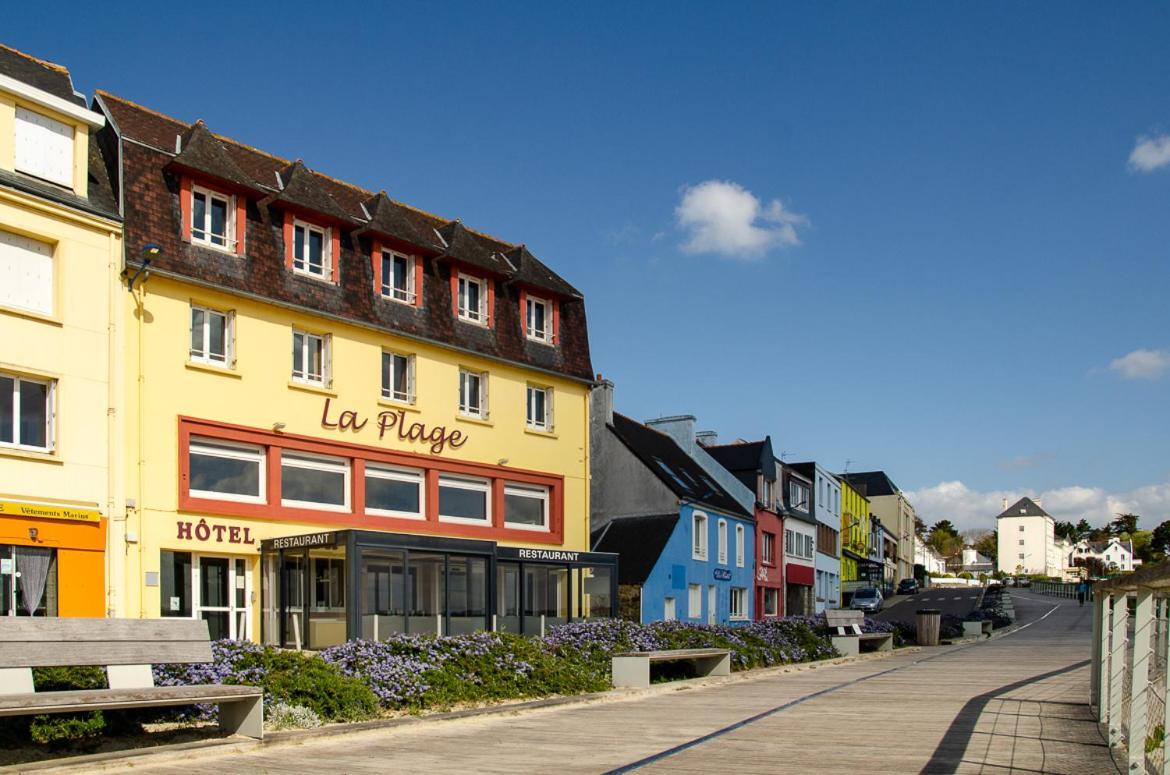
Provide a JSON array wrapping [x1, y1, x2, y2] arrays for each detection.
[[996, 497, 1062, 577], [1069, 538, 1140, 573]]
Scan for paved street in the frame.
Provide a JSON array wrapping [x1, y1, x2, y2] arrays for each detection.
[[876, 586, 984, 625], [91, 591, 1113, 775]]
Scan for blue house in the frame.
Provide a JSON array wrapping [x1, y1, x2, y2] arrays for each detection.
[[589, 381, 755, 624]]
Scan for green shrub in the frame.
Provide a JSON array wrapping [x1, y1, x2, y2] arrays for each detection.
[[253, 650, 378, 722], [29, 713, 106, 746]]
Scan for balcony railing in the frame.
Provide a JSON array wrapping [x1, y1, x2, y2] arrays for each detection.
[[1092, 561, 1170, 773]]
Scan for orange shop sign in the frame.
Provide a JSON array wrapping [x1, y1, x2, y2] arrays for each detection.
[[0, 500, 101, 523]]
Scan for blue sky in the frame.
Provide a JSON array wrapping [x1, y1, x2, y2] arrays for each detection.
[[8, 1, 1169, 530]]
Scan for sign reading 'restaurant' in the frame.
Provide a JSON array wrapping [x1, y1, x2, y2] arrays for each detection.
[[320, 398, 467, 454], [269, 532, 337, 550]]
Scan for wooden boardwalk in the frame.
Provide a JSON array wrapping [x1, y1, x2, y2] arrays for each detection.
[[49, 592, 1115, 774]]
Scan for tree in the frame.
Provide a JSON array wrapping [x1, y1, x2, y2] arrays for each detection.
[[974, 530, 998, 563], [1111, 513, 1140, 537], [1131, 530, 1159, 564], [931, 520, 960, 539], [1073, 556, 1107, 578], [1054, 521, 1079, 542], [927, 521, 963, 558], [914, 515, 927, 537], [1075, 519, 1092, 539], [1152, 521, 1170, 556]]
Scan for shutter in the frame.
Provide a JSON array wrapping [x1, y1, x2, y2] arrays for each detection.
[[323, 335, 333, 388], [15, 107, 73, 188], [480, 372, 489, 418], [546, 388, 554, 431], [227, 310, 238, 368], [0, 229, 53, 315], [407, 355, 416, 403]]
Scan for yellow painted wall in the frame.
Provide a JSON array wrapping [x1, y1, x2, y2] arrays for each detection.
[[840, 479, 870, 588], [0, 93, 91, 197], [122, 274, 591, 632]]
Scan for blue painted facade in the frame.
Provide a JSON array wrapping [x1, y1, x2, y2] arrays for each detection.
[[639, 504, 756, 624]]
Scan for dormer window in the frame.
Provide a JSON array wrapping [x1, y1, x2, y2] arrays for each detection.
[[526, 295, 552, 343], [191, 185, 235, 250], [14, 106, 73, 189], [457, 273, 487, 324], [292, 219, 331, 279], [380, 250, 416, 304]]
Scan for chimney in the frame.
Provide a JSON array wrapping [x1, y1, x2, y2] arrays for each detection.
[[1002, 497, 1008, 510], [695, 430, 718, 446], [644, 415, 696, 447], [591, 376, 614, 425]]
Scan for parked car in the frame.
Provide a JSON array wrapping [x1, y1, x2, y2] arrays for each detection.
[[851, 587, 883, 613], [896, 579, 920, 595], [1015, 577, 1032, 588], [1003, 577, 1016, 587]]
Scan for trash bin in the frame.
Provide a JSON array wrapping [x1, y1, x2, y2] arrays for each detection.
[[916, 608, 941, 646]]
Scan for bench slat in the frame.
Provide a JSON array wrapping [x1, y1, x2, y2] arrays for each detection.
[[0, 618, 209, 642], [614, 648, 729, 660], [0, 619, 213, 668], [0, 684, 261, 716], [825, 610, 864, 626]]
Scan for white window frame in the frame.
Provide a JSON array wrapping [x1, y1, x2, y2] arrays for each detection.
[[189, 305, 235, 367], [717, 519, 728, 565], [381, 351, 415, 404], [761, 478, 772, 508], [457, 272, 488, 324], [458, 368, 488, 419], [0, 373, 55, 452], [280, 451, 350, 512], [663, 597, 676, 621], [188, 438, 265, 503], [380, 249, 416, 304], [437, 474, 492, 525], [763, 587, 779, 617], [363, 464, 424, 519], [190, 184, 236, 252], [735, 524, 745, 568], [14, 106, 73, 188], [762, 532, 775, 565], [0, 228, 54, 316], [503, 483, 550, 531], [292, 329, 330, 387], [692, 511, 709, 561], [292, 219, 331, 280], [730, 587, 748, 621], [789, 480, 810, 511], [688, 583, 702, 619], [525, 294, 552, 343], [526, 384, 552, 431]]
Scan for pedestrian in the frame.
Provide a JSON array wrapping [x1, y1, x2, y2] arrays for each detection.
[[1077, 579, 1089, 607]]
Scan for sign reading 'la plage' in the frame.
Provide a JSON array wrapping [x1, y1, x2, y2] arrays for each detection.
[[320, 398, 468, 454]]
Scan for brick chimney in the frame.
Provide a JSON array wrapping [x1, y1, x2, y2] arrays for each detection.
[[591, 375, 614, 425]]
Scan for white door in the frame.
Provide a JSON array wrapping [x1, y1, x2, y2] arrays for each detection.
[[707, 585, 717, 625], [193, 555, 251, 640], [664, 597, 676, 621]]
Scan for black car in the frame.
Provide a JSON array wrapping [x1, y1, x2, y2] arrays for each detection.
[[896, 578, 920, 595]]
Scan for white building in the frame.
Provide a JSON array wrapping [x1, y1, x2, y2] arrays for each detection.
[[996, 497, 1063, 577], [1069, 538, 1141, 574], [914, 535, 947, 575], [961, 547, 994, 575]]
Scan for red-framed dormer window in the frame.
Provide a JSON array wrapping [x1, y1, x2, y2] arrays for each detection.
[[519, 288, 559, 345], [179, 176, 247, 256], [451, 269, 493, 327], [283, 212, 340, 283], [372, 242, 422, 307]]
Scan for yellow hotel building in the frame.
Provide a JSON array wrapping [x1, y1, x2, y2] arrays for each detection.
[[96, 92, 614, 646], [0, 47, 123, 619], [838, 476, 873, 602]]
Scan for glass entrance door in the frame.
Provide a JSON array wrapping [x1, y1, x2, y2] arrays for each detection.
[[195, 556, 250, 641]]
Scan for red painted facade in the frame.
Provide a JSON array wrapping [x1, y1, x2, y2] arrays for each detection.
[[754, 505, 785, 619]]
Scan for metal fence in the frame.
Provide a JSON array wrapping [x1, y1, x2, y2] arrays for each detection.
[[1093, 563, 1170, 773], [1033, 581, 1079, 599]]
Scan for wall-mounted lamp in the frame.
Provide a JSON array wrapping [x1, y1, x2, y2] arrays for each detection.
[[28, 527, 38, 542], [497, 458, 509, 466], [273, 422, 287, 433], [127, 243, 161, 291]]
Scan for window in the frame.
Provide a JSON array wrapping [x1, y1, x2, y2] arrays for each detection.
[[735, 524, 745, 567], [663, 597, 676, 621], [0, 374, 54, 452], [717, 519, 728, 564], [761, 478, 772, 508], [364, 465, 423, 518], [789, 480, 810, 511], [381, 351, 415, 403], [292, 330, 329, 386], [763, 587, 779, 617], [188, 438, 264, 502], [526, 385, 552, 431], [1019, 539, 1025, 546], [314, 556, 346, 609], [191, 185, 235, 250], [1018, 553, 1025, 560], [292, 220, 330, 279], [504, 483, 548, 530], [458, 369, 487, 418], [762, 532, 775, 565], [688, 584, 702, 618], [1019, 525, 1025, 532], [785, 529, 794, 556], [0, 229, 53, 316], [439, 474, 491, 523], [190, 305, 233, 367], [457, 273, 487, 324], [14, 106, 72, 188], [525, 295, 552, 343], [805, 535, 814, 559], [281, 452, 349, 511], [692, 512, 708, 560], [380, 250, 416, 304], [730, 587, 747, 620], [1, 544, 58, 616]]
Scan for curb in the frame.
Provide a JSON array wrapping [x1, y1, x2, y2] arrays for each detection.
[[5, 647, 915, 774]]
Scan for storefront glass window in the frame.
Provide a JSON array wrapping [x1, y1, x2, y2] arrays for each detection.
[[496, 562, 520, 633], [503, 484, 547, 529], [282, 553, 306, 649], [189, 439, 264, 501], [360, 549, 406, 639], [365, 465, 423, 518], [581, 566, 612, 619], [407, 552, 445, 634], [437, 475, 489, 523], [1, 545, 57, 617], [281, 453, 349, 510], [309, 548, 347, 648], [523, 564, 568, 634], [447, 556, 487, 635]]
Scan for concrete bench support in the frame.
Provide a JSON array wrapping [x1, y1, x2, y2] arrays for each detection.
[[963, 620, 993, 638], [612, 648, 731, 689]]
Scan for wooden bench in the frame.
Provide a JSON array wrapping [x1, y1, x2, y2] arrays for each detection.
[[826, 609, 893, 657], [612, 648, 731, 689], [962, 620, 993, 638], [0, 618, 263, 739]]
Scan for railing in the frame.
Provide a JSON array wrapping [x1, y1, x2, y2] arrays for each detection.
[[1093, 562, 1170, 774], [1033, 581, 1078, 599]]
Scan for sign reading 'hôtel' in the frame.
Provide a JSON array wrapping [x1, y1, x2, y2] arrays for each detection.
[[320, 398, 468, 454]]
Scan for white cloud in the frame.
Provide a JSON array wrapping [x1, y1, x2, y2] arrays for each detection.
[[906, 479, 1170, 534], [1129, 134, 1170, 173], [675, 180, 807, 259], [1109, 348, 1170, 380]]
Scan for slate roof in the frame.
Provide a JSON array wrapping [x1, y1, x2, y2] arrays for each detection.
[[838, 471, 899, 497], [609, 413, 751, 519], [996, 497, 1051, 519], [591, 514, 679, 585], [96, 91, 592, 381], [505, 244, 580, 298], [0, 44, 85, 106], [703, 440, 770, 474], [169, 121, 265, 193]]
